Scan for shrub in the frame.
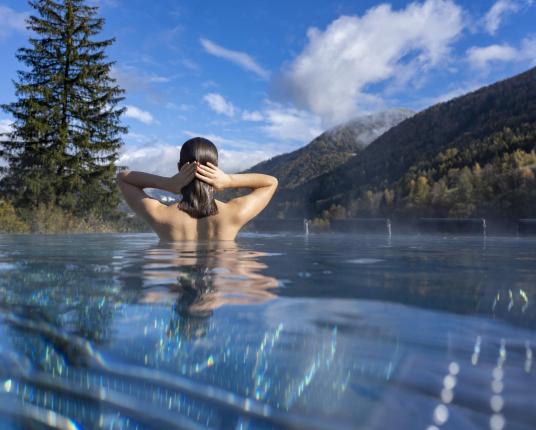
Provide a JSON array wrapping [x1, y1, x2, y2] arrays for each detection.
[[0, 200, 30, 233]]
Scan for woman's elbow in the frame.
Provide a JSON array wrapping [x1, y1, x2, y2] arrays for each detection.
[[269, 176, 278, 188], [116, 170, 129, 182]]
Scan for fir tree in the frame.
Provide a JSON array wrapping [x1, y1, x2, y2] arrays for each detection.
[[0, 0, 127, 218]]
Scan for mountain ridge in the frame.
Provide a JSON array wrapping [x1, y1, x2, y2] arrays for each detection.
[[272, 66, 536, 220], [243, 108, 414, 190]]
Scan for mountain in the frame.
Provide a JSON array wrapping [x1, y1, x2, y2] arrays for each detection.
[[244, 109, 414, 190], [275, 66, 536, 221], [130, 110, 413, 207]]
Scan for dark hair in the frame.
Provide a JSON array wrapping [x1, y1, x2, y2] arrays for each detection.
[[178, 137, 219, 218]]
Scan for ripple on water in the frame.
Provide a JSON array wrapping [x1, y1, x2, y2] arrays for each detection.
[[1, 233, 536, 429], [346, 258, 385, 264], [0, 262, 15, 271]]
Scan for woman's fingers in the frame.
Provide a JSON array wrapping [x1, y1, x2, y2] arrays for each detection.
[[197, 163, 213, 171], [181, 162, 196, 173], [197, 164, 216, 177], [195, 171, 213, 184]]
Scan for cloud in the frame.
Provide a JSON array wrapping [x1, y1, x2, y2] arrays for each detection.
[[0, 119, 13, 133], [203, 93, 236, 117], [218, 148, 279, 173], [182, 130, 258, 151], [0, 5, 28, 40], [124, 105, 157, 124], [120, 132, 281, 176], [183, 131, 286, 172], [201, 94, 321, 142], [466, 44, 518, 70], [0, 120, 13, 169], [200, 89, 322, 142], [181, 58, 200, 71], [241, 110, 264, 122], [466, 37, 536, 71], [200, 38, 270, 79], [119, 143, 178, 177], [260, 102, 323, 142], [110, 65, 174, 106], [110, 66, 170, 90], [275, 0, 464, 126], [484, 0, 533, 35]]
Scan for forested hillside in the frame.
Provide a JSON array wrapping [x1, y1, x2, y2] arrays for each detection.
[[271, 67, 536, 222], [244, 109, 413, 190]]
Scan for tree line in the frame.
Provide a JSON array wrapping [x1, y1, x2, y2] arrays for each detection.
[[272, 65, 536, 225], [0, 0, 139, 233]]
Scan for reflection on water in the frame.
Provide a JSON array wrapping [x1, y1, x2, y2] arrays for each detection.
[[0, 233, 535, 429]]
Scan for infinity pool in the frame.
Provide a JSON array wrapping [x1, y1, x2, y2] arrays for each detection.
[[0, 233, 535, 429]]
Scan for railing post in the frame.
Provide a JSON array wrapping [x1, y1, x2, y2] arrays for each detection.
[[303, 219, 310, 236]]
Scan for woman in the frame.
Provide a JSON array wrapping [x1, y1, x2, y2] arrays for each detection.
[[117, 137, 278, 241]]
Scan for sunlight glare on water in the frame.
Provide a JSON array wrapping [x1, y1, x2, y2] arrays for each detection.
[[0, 233, 535, 429]]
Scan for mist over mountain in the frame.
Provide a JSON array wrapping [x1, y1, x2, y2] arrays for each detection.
[[272, 66, 536, 221], [243, 108, 414, 190], [145, 109, 414, 205]]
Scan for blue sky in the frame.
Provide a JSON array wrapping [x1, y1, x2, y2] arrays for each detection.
[[1, 0, 535, 175]]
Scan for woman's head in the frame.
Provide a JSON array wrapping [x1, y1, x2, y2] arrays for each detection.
[[178, 137, 219, 218]]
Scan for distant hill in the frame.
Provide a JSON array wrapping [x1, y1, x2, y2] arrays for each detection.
[[244, 109, 414, 190], [138, 110, 412, 206], [275, 67, 536, 221]]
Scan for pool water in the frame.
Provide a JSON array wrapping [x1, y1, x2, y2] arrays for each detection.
[[0, 233, 535, 429]]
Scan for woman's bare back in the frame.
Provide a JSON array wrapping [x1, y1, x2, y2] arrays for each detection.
[[152, 200, 242, 241], [118, 166, 278, 242]]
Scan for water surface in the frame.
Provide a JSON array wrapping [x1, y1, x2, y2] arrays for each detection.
[[0, 233, 535, 429]]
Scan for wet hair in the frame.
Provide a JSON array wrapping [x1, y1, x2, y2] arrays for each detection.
[[178, 137, 219, 218]]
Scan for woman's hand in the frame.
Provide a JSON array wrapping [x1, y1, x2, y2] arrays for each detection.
[[195, 162, 232, 191], [167, 162, 196, 194]]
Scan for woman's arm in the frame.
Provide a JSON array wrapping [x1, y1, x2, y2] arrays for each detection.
[[117, 163, 196, 221], [225, 173, 278, 190], [117, 163, 196, 194], [195, 162, 276, 190]]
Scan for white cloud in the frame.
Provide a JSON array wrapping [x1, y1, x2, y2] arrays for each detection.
[[120, 132, 281, 176], [260, 102, 323, 142], [200, 38, 270, 79], [124, 105, 157, 124], [201, 94, 321, 142], [120, 143, 275, 176], [466, 37, 536, 71], [466, 44, 518, 69], [0, 5, 28, 40], [203, 93, 235, 117], [182, 130, 259, 151], [166, 102, 194, 112], [218, 148, 279, 173], [241, 110, 264, 122], [202, 80, 219, 88], [484, 0, 533, 35], [119, 143, 178, 177], [182, 131, 285, 172], [0, 119, 13, 134], [521, 37, 536, 65], [181, 58, 200, 71], [276, 0, 464, 126], [110, 66, 170, 90], [0, 120, 14, 168]]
